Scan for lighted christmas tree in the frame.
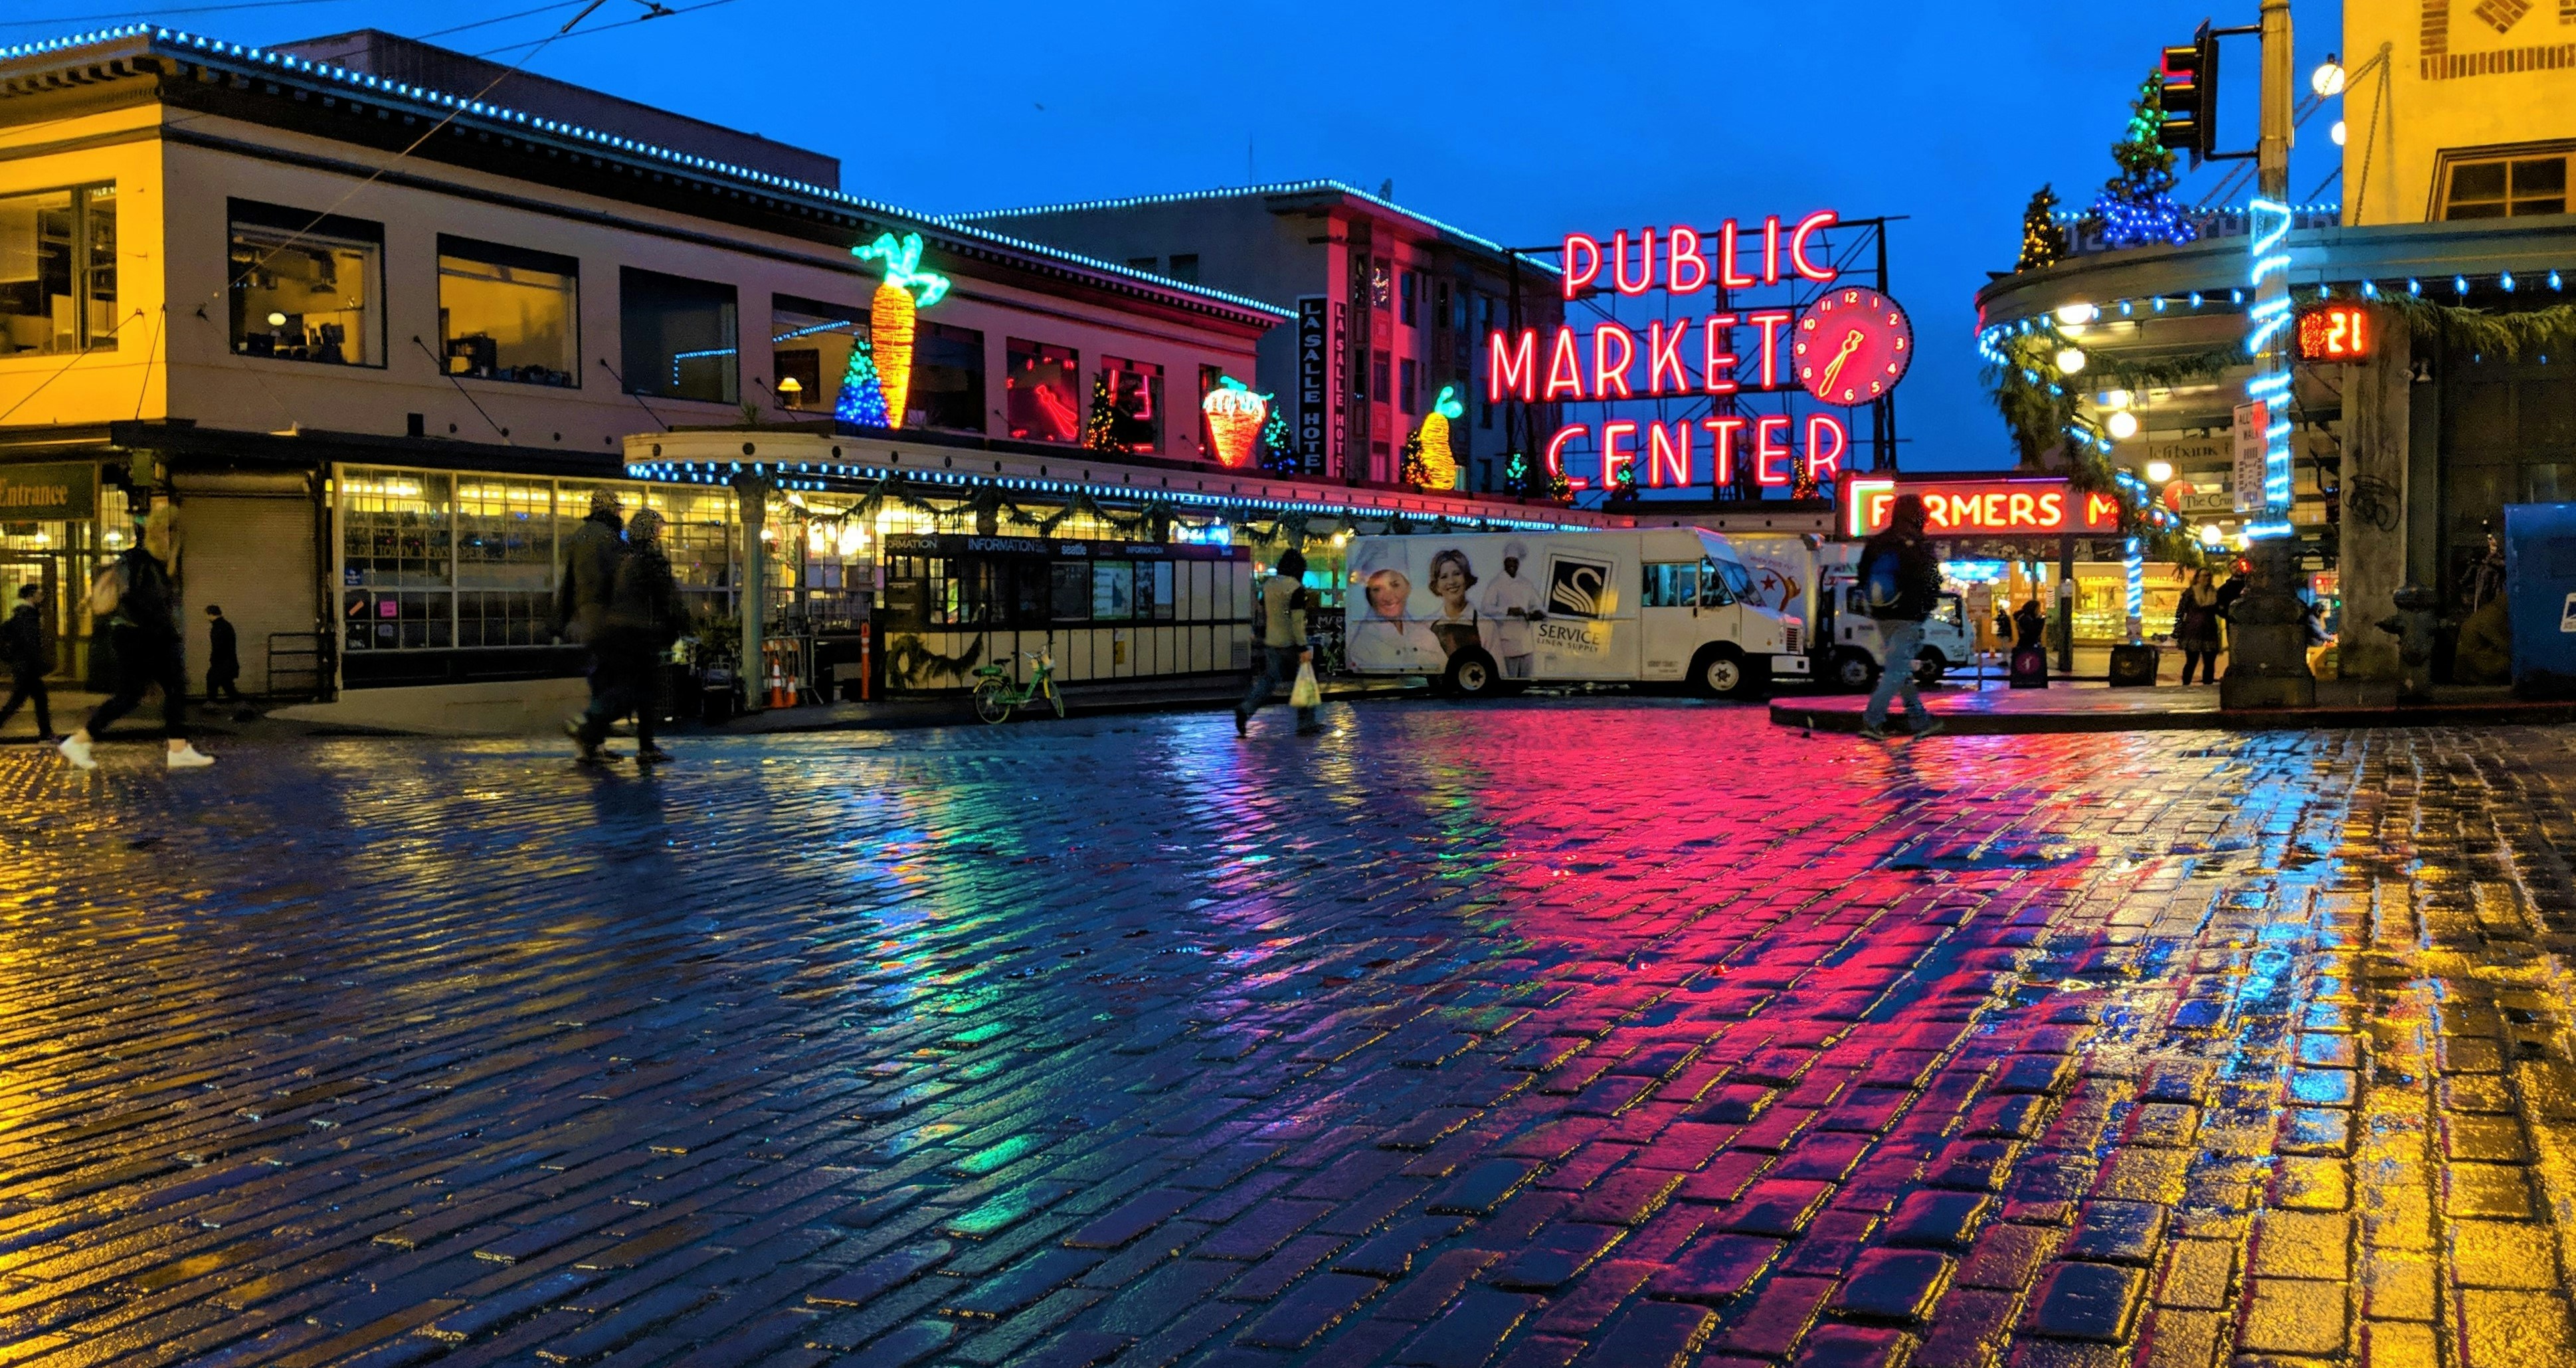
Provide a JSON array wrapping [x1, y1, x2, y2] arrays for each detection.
[[2088, 70, 2199, 250], [2017, 185, 2070, 271], [1398, 427, 1431, 489], [1257, 401, 1298, 475], [1082, 373, 1119, 452], [1606, 456, 1637, 503], [833, 336, 890, 427]]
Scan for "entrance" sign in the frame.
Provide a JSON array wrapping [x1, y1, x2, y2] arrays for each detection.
[[0, 462, 97, 522]]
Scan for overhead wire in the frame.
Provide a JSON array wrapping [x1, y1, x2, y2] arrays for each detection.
[[472, 0, 731, 58]]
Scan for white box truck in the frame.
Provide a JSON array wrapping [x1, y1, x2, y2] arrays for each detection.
[[1725, 534, 1975, 690], [1340, 528, 1807, 699]]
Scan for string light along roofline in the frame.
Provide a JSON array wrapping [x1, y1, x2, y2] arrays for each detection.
[[0, 25, 1293, 325], [945, 179, 1563, 276]]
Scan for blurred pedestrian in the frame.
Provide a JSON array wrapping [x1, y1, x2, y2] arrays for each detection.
[[553, 489, 624, 762], [204, 604, 242, 703], [2171, 569, 2223, 685], [575, 507, 686, 765], [1855, 494, 1944, 742], [1, 582, 54, 741], [1236, 547, 1317, 737], [61, 506, 213, 770]]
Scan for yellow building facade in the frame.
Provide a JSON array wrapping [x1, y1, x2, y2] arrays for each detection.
[[2343, 0, 2576, 225]]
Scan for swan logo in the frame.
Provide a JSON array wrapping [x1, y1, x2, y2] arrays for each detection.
[[1547, 555, 1616, 619]]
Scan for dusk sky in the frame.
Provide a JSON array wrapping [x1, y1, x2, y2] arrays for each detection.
[[14, 0, 2350, 471]]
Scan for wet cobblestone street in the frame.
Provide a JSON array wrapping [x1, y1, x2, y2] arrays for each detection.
[[7, 700, 2576, 1368]]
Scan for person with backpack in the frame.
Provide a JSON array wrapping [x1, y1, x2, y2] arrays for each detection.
[[2170, 569, 2224, 685], [61, 505, 215, 770], [1855, 493, 1945, 742], [1, 582, 55, 741], [204, 604, 243, 703], [1236, 547, 1317, 737], [573, 507, 686, 765], [553, 489, 624, 762]]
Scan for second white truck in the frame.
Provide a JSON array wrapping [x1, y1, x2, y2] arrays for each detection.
[[1725, 535, 1976, 691]]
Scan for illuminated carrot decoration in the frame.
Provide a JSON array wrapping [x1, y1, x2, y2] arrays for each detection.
[[850, 232, 951, 429], [1201, 376, 1268, 468], [1414, 385, 1465, 488]]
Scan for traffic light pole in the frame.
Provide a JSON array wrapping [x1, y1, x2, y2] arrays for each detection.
[[2220, 0, 2318, 708]]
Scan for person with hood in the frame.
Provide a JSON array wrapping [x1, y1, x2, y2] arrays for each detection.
[[575, 506, 686, 764], [1853, 492, 1944, 741], [1, 583, 54, 740], [61, 505, 214, 769], [2171, 568, 2225, 685], [553, 489, 625, 761]]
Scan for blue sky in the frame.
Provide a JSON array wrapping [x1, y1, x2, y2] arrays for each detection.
[[19, 0, 2349, 470]]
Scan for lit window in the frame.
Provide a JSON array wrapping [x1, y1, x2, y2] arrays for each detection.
[[231, 200, 380, 367], [620, 267, 737, 403], [1006, 338, 1081, 442], [2442, 153, 2569, 219], [438, 237, 576, 387], [0, 185, 114, 356], [1101, 356, 1164, 453]]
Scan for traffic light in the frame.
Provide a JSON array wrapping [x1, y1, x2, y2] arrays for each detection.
[[2160, 21, 2220, 165]]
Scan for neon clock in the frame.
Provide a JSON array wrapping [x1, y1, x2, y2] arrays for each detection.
[[1794, 289, 1913, 407]]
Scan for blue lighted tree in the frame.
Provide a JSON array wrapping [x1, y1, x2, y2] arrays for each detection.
[[834, 335, 889, 427], [2089, 70, 2199, 250]]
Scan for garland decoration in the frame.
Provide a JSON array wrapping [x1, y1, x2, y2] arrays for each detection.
[[2374, 293, 2576, 361]]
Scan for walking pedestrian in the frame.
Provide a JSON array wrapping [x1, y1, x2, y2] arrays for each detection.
[[574, 508, 686, 765], [1236, 547, 1317, 737], [60, 506, 214, 770], [553, 489, 624, 762], [204, 604, 243, 703], [2171, 568, 2224, 686], [1855, 493, 1944, 742], [1, 582, 54, 741]]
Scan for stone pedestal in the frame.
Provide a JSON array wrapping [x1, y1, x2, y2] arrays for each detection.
[[2338, 323, 2411, 680], [2221, 537, 2318, 708]]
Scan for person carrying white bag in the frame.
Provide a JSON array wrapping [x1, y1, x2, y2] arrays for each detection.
[[1236, 547, 1319, 738]]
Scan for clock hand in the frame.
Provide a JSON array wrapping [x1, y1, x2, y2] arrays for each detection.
[[1815, 328, 1865, 395]]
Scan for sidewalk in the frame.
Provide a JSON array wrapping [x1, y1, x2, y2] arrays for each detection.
[[1771, 679, 2576, 734], [711, 674, 1417, 735]]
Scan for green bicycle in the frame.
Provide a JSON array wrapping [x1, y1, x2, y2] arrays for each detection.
[[971, 651, 1063, 724]]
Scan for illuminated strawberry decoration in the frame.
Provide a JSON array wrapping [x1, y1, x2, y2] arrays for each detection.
[[1201, 375, 1268, 468]]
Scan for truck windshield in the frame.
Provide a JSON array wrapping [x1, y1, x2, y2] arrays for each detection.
[[1704, 557, 1753, 603]]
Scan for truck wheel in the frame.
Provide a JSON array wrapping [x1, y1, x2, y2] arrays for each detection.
[[1830, 648, 1877, 692], [1691, 645, 1758, 700], [1912, 651, 1947, 687], [1443, 650, 1501, 699]]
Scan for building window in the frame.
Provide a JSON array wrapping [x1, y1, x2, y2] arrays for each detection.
[[230, 200, 380, 367], [913, 320, 986, 431], [1168, 254, 1200, 284], [437, 237, 576, 387], [1433, 279, 1450, 333], [1006, 338, 1082, 442], [771, 293, 865, 415], [1372, 356, 1390, 407], [1400, 359, 1419, 416], [620, 267, 737, 403], [2443, 153, 2569, 219], [1451, 281, 1469, 333], [1400, 270, 1418, 326], [341, 468, 453, 651], [1198, 363, 1224, 457], [0, 185, 114, 356], [454, 476, 557, 646], [1128, 256, 1159, 272], [1101, 356, 1165, 453], [1371, 256, 1392, 310]]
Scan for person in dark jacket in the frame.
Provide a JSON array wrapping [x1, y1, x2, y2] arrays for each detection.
[[204, 604, 242, 702], [575, 507, 686, 765], [2170, 569, 2225, 685], [62, 506, 214, 770], [553, 489, 624, 761], [1, 583, 54, 740], [1854, 493, 1944, 741]]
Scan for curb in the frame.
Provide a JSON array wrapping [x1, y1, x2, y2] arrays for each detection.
[[1769, 699, 2576, 735]]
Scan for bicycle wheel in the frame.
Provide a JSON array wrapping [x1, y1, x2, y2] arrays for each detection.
[[972, 678, 1014, 724], [1048, 681, 1064, 718]]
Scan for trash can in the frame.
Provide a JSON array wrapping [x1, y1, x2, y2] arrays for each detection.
[[2502, 502, 2576, 697]]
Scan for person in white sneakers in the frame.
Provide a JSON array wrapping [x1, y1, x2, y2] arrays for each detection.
[[60, 504, 214, 771]]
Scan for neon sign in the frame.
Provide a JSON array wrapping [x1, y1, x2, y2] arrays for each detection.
[[2295, 303, 2372, 362], [1843, 477, 2123, 539]]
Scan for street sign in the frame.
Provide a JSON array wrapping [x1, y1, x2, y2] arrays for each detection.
[[2232, 401, 2268, 513]]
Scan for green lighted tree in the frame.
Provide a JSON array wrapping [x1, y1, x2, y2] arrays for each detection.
[[2088, 71, 2198, 249]]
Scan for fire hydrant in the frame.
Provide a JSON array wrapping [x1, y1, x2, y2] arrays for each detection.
[[2377, 583, 2440, 702]]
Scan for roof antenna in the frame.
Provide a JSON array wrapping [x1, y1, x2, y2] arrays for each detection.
[[1378, 179, 1394, 200]]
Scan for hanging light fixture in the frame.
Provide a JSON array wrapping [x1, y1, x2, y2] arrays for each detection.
[[2055, 346, 2088, 375]]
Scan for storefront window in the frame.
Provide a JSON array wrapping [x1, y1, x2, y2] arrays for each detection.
[[455, 478, 555, 647], [341, 469, 452, 651], [0, 185, 114, 356], [913, 320, 985, 432], [771, 294, 864, 415], [1006, 339, 1081, 442], [438, 237, 577, 387], [230, 201, 380, 367], [1100, 357, 1163, 454], [621, 267, 737, 403], [1091, 561, 1133, 620]]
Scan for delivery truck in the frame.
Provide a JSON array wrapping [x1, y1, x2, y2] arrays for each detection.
[[1725, 534, 1975, 690], [1339, 528, 1807, 699]]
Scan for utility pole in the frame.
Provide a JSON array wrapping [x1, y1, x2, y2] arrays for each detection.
[[2221, 0, 2318, 707]]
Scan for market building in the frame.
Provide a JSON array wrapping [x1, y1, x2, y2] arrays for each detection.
[[1974, 0, 2576, 682], [0, 26, 1592, 731], [949, 181, 1567, 494]]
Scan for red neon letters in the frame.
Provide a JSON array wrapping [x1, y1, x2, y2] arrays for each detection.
[[1562, 215, 1840, 299], [1844, 479, 2125, 537], [1546, 415, 1848, 490], [1491, 316, 1833, 402]]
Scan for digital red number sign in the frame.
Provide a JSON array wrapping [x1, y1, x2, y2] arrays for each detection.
[[2296, 304, 2372, 362], [1843, 478, 2123, 538]]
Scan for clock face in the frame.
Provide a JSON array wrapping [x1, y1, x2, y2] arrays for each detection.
[[1794, 289, 1914, 407]]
